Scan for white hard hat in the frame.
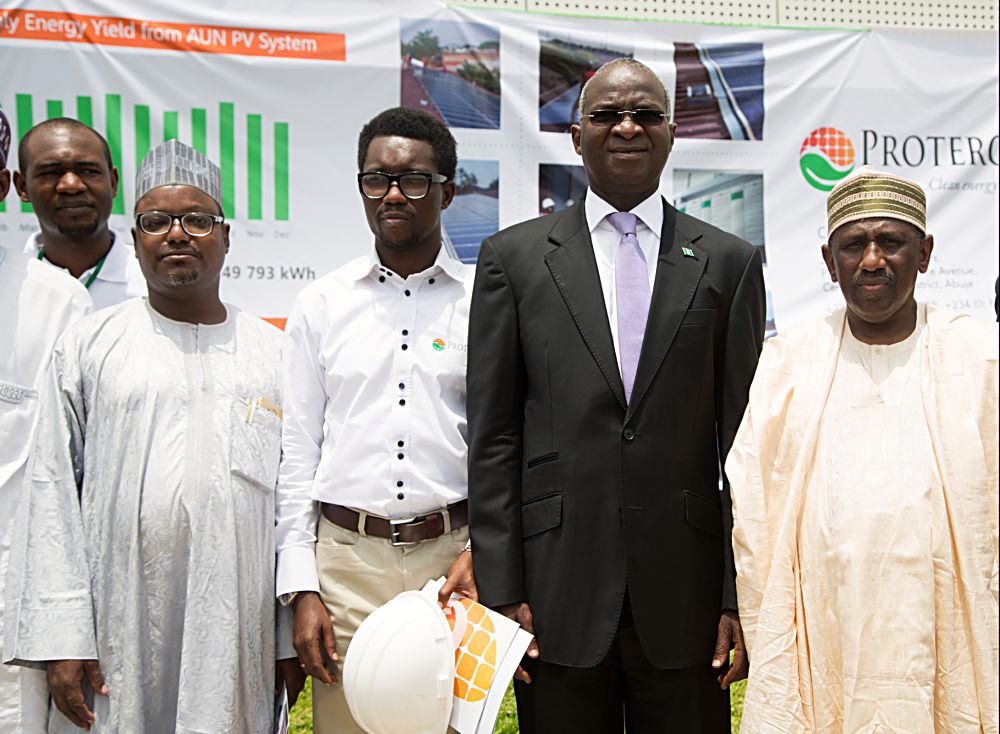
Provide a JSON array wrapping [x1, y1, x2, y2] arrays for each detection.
[[343, 583, 454, 734], [541, 197, 555, 209]]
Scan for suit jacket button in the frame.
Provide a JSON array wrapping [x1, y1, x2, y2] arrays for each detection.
[[623, 428, 635, 441]]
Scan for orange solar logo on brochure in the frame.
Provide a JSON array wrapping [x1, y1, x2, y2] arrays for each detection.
[[445, 597, 497, 703]]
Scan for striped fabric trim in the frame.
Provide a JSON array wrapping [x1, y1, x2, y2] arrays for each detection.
[[828, 175, 926, 234]]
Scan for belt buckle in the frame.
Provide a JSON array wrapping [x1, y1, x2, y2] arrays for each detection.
[[390, 515, 424, 547]]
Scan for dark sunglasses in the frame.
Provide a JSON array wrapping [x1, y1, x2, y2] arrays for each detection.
[[583, 109, 667, 127]]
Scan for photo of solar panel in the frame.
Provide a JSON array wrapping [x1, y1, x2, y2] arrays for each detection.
[[673, 42, 764, 140], [400, 18, 501, 130], [538, 163, 589, 215], [673, 169, 775, 335], [441, 159, 499, 263], [539, 33, 632, 133]]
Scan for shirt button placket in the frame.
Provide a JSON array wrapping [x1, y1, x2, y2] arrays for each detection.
[[392, 280, 417, 511]]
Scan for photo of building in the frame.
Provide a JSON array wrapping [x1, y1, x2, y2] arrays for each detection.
[[442, 159, 500, 263], [673, 42, 764, 140], [400, 18, 501, 129], [538, 33, 631, 133], [538, 163, 589, 214]]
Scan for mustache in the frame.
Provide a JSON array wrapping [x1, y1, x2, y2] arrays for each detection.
[[854, 268, 895, 285], [158, 247, 202, 260], [378, 206, 411, 219]]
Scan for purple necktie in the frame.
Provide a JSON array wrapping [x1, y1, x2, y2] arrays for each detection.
[[607, 211, 650, 403]]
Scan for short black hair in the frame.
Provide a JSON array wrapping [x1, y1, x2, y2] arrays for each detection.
[[357, 107, 457, 180], [18, 118, 114, 174]]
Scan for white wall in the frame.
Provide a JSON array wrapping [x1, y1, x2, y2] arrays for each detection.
[[450, 0, 997, 30]]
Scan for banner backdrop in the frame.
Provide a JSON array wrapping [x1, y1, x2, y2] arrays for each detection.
[[1, 0, 997, 329]]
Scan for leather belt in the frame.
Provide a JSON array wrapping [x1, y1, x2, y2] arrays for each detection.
[[321, 500, 468, 546]]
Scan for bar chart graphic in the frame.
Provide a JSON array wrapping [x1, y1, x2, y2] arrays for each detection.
[[3, 92, 289, 221]]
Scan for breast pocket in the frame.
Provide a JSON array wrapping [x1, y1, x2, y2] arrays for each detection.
[[679, 308, 718, 328], [230, 396, 282, 493]]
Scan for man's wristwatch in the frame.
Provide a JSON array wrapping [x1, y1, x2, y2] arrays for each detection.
[[279, 592, 299, 607]]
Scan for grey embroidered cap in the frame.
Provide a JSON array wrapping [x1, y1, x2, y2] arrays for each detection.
[[135, 139, 223, 211]]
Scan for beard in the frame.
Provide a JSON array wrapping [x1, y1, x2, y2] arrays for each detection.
[[56, 218, 101, 239], [377, 228, 424, 252], [162, 269, 200, 286]]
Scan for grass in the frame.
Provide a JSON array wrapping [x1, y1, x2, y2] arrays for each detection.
[[288, 677, 746, 732]]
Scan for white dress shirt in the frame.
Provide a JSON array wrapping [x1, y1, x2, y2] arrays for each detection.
[[24, 230, 146, 310], [275, 246, 473, 595], [584, 188, 663, 372]]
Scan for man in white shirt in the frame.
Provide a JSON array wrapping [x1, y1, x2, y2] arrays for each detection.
[[14, 118, 145, 309], [276, 107, 476, 734], [0, 107, 93, 734]]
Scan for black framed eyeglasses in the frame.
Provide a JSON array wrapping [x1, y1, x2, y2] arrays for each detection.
[[583, 109, 667, 127], [358, 171, 450, 200], [135, 211, 224, 237]]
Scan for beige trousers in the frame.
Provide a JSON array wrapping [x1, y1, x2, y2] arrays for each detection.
[[312, 513, 468, 734]]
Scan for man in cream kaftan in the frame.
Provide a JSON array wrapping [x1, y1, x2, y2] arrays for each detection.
[[3, 140, 291, 733], [728, 167, 998, 733]]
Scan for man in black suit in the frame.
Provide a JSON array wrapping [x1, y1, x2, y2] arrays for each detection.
[[467, 58, 764, 732]]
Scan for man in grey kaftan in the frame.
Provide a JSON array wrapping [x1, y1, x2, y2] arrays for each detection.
[[3, 140, 292, 733]]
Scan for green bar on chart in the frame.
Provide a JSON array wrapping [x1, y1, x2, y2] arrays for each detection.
[[247, 114, 262, 220], [191, 108, 207, 154], [274, 122, 289, 221], [46, 99, 63, 119], [106, 94, 124, 214], [76, 96, 93, 126], [163, 110, 179, 142], [135, 105, 151, 169], [17, 94, 33, 212], [219, 102, 235, 218]]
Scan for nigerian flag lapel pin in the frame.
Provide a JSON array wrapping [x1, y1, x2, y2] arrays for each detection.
[[681, 246, 695, 257]]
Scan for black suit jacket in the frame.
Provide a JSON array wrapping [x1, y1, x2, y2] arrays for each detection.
[[467, 197, 765, 669]]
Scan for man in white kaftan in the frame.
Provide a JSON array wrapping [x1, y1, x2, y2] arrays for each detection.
[[3, 140, 292, 733], [728, 167, 998, 733], [0, 254, 91, 734], [0, 107, 94, 734]]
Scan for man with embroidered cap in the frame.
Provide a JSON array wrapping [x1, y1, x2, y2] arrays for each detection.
[[728, 165, 998, 733], [13, 118, 144, 309], [468, 58, 764, 731], [3, 139, 301, 732], [0, 108, 92, 734]]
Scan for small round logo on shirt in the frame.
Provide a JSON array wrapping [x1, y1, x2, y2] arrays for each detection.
[[432, 338, 446, 351]]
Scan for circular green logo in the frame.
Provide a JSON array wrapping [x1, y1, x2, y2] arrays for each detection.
[[432, 338, 446, 351], [799, 127, 855, 192]]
